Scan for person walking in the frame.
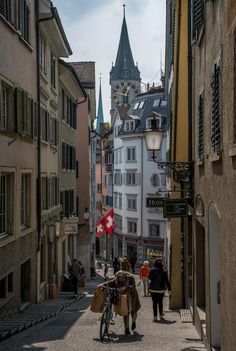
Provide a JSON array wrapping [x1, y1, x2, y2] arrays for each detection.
[[112, 257, 120, 275], [69, 259, 81, 297], [122, 257, 131, 272], [104, 263, 108, 280], [139, 261, 151, 296], [148, 259, 171, 322], [97, 269, 141, 335], [130, 255, 137, 274]]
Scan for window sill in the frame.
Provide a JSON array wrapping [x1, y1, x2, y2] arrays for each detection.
[[18, 34, 33, 51], [209, 151, 222, 162], [20, 226, 33, 237], [0, 234, 15, 248], [229, 144, 236, 157]]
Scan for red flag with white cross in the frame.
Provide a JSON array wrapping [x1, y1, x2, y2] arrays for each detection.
[[101, 209, 114, 236], [96, 220, 105, 238]]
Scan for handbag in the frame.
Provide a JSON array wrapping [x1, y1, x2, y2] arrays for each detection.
[[90, 289, 107, 313]]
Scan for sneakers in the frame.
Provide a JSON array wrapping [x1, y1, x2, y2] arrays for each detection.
[[131, 322, 136, 330], [125, 328, 131, 335]]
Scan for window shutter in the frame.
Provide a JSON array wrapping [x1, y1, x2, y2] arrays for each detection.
[[46, 112, 50, 142], [15, 87, 23, 134], [76, 160, 79, 178], [56, 119, 59, 146], [62, 89, 65, 119], [73, 103, 77, 129], [198, 94, 204, 159], [211, 63, 221, 152], [46, 177, 50, 210], [192, 0, 204, 42]]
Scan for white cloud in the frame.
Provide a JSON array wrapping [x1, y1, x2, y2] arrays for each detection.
[[53, 0, 166, 122]]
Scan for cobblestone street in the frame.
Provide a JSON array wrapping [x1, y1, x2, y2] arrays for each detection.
[[0, 272, 206, 351]]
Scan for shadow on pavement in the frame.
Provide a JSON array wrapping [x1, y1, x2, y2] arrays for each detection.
[[181, 348, 206, 351], [94, 330, 144, 344], [154, 318, 177, 324]]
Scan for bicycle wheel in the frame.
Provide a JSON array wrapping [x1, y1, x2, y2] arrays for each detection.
[[100, 305, 110, 341]]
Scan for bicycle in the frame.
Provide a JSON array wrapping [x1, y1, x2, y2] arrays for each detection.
[[99, 287, 119, 341]]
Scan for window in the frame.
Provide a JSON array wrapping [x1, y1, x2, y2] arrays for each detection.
[[21, 173, 31, 228], [51, 53, 56, 89], [125, 120, 135, 132], [191, 0, 204, 43], [127, 220, 137, 234], [127, 195, 137, 211], [61, 188, 74, 218], [0, 0, 14, 24], [0, 272, 14, 300], [211, 62, 221, 153], [133, 102, 139, 110], [118, 149, 122, 163], [18, 0, 30, 43], [138, 100, 145, 109], [115, 215, 122, 231], [15, 88, 33, 137], [61, 142, 76, 171], [97, 184, 102, 193], [160, 99, 167, 107], [153, 99, 160, 107], [0, 85, 8, 130], [114, 172, 122, 185], [49, 113, 58, 147], [0, 172, 14, 236], [118, 193, 122, 209], [150, 174, 160, 187], [39, 32, 47, 75], [41, 107, 49, 142], [149, 223, 160, 237], [146, 117, 161, 129], [127, 147, 136, 162], [49, 174, 58, 208], [198, 94, 204, 159], [126, 171, 136, 186]]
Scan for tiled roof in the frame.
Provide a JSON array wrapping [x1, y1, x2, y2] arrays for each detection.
[[70, 62, 95, 85]]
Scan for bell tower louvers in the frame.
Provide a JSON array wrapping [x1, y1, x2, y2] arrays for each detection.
[[110, 5, 141, 118]]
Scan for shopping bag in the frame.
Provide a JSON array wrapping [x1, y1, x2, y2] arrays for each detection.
[[114, 293, 128, 316], [90, 289, 107, 313], [78, 277, 85, 287]]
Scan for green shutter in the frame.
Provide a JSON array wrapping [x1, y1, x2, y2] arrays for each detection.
[[15, 87, 23, 134], [211, 63, 221, 152]]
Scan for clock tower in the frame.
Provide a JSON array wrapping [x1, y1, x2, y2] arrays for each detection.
[[110, 5, 141, 119]]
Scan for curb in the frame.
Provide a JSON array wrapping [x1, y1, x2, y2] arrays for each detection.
[[0, 292, 87, 343]]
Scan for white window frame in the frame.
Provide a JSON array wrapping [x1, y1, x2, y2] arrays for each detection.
[[127, 146, 136, 162], [127, 219, 137, 234], [126, 171, 137, 186], [153, 99, 160, 107], [39, 32, 47, 76], [149, 222, 160, 237], [127, 195, 137, 211], [146, 117, 161, 129]]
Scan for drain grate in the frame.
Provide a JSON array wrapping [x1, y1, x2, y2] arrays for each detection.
[[180, 309, 193, 323]]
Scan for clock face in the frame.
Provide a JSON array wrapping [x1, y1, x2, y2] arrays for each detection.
[[112, 82, 139, 107]]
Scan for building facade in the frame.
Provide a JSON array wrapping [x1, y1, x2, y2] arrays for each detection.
[[112, 87, 169, 266], [0, 0, 37, 315], [192, 0, 236, 349]]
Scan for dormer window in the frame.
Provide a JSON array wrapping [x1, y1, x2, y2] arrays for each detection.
[[146, 117, 161, 129], [125, 121, 135, 132], [153, 99, 160, 107], [133, 100, 146, 110], [160, 99, 167, 107]]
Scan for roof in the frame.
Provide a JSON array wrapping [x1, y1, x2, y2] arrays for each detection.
[[117, 89, 168, 135], [70, 62, 95, 89], [96, 78, 104, 133], [110, 8, 140, 82], [52, 7, 72, 55]]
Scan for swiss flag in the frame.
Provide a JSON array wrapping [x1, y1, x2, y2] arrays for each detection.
[[101, 209, 114, 236], [96, 220, 105, 238]]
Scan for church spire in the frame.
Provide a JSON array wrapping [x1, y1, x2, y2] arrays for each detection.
[[96, 75, 104, 133], [110, 5, 140, 82]]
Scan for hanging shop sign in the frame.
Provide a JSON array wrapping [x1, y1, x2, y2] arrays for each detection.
[[163, 199, 188, 218], [146, 197, 165, 208]]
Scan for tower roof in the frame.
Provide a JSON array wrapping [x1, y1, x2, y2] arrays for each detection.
[[110, 5, 140, 82], [96, 77, 104, 133]]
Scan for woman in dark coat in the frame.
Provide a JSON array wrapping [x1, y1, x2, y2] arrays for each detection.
[[148, 259, 171, 322], [97, 270, 141, 335]]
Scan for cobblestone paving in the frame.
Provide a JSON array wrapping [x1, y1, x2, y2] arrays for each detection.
[[0, 273, 207, 351]]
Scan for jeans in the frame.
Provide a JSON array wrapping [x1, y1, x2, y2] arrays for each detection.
[[141, 278, 149, 296], [150, 292, 165, 317], [71, 276, 78, 295]]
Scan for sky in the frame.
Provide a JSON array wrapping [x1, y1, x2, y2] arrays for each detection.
[[53, 0, 166, 123]]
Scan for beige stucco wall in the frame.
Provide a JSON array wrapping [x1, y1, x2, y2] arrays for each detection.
[[192, 1, 236, 349], [0, 0, 37, 314]]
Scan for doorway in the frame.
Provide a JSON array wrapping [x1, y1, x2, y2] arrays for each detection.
[[208, 203, 221, 348], [21, 259, 31, 303]]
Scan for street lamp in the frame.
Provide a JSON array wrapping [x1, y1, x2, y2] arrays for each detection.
[[143, 113, 193, 183], [83, 207, 90, 223]]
